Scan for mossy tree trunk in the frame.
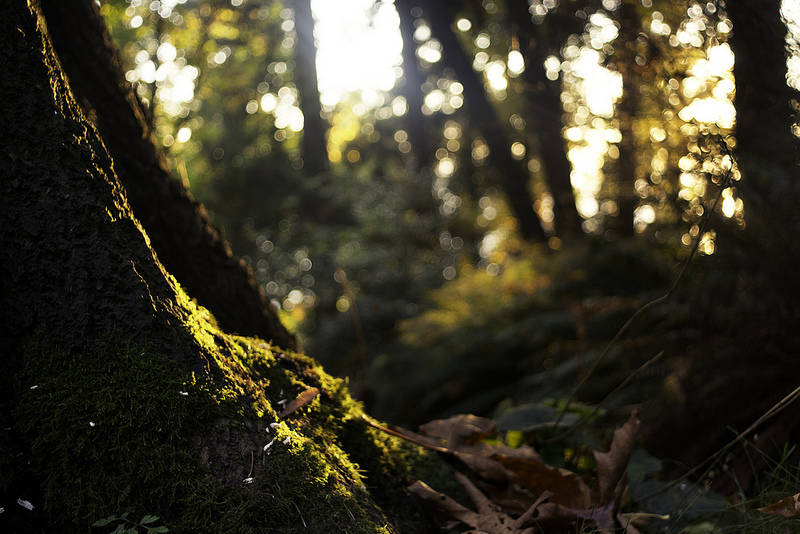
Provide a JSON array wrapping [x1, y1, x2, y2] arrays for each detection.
[[0, 2, 439, 532], [39, 0, 296, 351]]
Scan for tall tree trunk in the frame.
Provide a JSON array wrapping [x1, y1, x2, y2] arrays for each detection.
[[0, 2, 436, 531], [509, 0, 582, 238], [726, 1, 798, 203], [293, 0, 329, 175], [425, 1, 547, 242], [39, 0, 296, 350], [395, 0, 435, 170], [612, 0, 642, 236]]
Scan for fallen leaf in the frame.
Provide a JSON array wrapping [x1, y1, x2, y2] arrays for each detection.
[[573, 501, 616, 532], [366, 414, 589, 509], [493, 450, 592, 509], [452, 449, 513, 482], [408, 480, 480, 526], [279, 387, 319, 418], [472, 442, 542, 463], [419, 414, 496, 448], [594, 409, 640, 503], [408, 473, 549, 534], [531, 501, 618, 533], [617, 513, 643, 534], [758, 492, 800, 518]]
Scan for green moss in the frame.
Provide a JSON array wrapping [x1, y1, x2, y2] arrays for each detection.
[[13, 339, 226, 532], [8, 322, 445, 533]]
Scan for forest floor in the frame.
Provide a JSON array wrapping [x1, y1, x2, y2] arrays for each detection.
[[354, 232, 800, 533]]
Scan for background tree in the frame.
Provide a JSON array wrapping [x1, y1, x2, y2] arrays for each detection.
[[611, 0, 645, 235], [395, 0, 435, 169], [727, 0, 799, 236], [293, 0, 328, 175], [426, 0, 548, 241], [508, 0, 583, 237]]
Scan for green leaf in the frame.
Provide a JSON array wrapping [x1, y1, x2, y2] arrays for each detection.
[[148, 526, 169, 533], [93, 516, 118, 527], [496, 403, 580, 432], [139, 515, 158, 525], [626, 448, 663, 485], [110, 524, 127, 534]]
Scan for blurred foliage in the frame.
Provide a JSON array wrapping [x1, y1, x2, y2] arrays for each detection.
[[100, 1, 800, 495]]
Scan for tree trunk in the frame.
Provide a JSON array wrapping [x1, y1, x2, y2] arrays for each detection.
[[612, 0, 642, 236], [509, 0, 583, 238], [0, 2, 437, 531], [293, 0, 329, 176], [726, 0, 799, 203], [39, 0, 296, 350], [425, 1, 548, 242], [395, 0, 435, 170]]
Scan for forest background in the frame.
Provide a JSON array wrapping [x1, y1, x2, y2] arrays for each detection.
[[101, 0, 798, 443]]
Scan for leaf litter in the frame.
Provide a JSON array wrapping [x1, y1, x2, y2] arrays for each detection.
[[759, 492, 800, 518], [368, 409, 647, 533]]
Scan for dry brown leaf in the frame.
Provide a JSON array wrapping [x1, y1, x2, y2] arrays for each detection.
[[617, 513, 643, 534], [419, 414, 496, 448], [572, 501, 615, 532], [494, 451, 593, 509], [367, 413, 590, 510], [462, 442, 542, 463], [394, 411, 649, 534], [758, 492, 800, 518], [531, 501, 619, 533], [454, 439, 589, 509], [515, 490, 553, 527], [279, 387, 319, 418], [453, 450, 513, 481], [408, 480, 480, 525], [409, 473, 548, 534], [593, 409, 640, 503]]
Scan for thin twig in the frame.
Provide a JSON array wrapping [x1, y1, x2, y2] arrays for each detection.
[[361, 415, 450, 453]]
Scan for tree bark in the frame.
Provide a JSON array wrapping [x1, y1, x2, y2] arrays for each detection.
[[39, 0, 296, 350], [425, 1, 548, 242], [0, 2, 436, 531], [293, 0, 329, 176], [726, 0, 799, 202], [509, 0, 583, 238], [395, 0, 435, 169], [611, 0, 642, 236]]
